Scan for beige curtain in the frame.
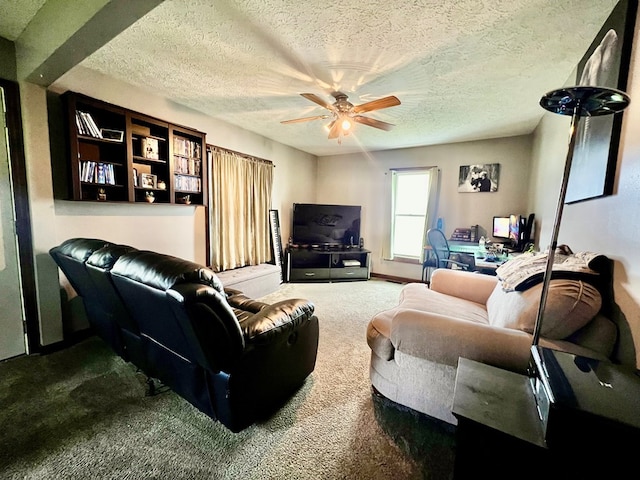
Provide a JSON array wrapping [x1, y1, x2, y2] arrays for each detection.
[[210, 147, 273, 271], [420, 167, 441, 263]]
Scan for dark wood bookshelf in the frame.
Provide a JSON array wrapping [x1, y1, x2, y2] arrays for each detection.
[[63, 91, 207, 206]]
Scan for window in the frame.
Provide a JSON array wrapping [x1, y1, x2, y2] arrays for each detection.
[[390, 169, 433, 259]]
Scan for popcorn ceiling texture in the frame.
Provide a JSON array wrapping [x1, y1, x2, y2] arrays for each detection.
[[3, 0, 620, 155], [0, 0, 47, 40]]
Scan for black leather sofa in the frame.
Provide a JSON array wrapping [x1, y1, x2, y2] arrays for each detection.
[[50, 238, 319, 432]]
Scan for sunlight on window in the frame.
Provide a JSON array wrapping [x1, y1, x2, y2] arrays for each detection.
[[391, 171, 431, 258]]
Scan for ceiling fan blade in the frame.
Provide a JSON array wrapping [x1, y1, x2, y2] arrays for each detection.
[[353, 115, 395, 131], [301, 93, 335, 111], [281, 115, 330, 124], [327, 120, 342, 139], [352, 96, 401, 114]]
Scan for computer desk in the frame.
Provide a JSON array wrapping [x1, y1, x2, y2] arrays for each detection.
[[424, 241, 514, 277]]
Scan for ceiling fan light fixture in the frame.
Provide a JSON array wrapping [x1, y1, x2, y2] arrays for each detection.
[[282, 92, 401, 142]]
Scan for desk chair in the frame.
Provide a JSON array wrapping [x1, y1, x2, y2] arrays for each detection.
[[422, 228, 474, 283]]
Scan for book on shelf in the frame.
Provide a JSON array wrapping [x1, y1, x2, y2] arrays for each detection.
[[173, 137, 201, 159], [76, 111, 103, 139], [80, 161, 116, 185], [174, 155, 201, 175], [174, 174, 201, 193], [141, 137, 159, 160]]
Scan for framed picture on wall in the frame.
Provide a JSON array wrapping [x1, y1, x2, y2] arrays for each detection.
[[458, 163, 500, 193], [565, 0, 637, 204]]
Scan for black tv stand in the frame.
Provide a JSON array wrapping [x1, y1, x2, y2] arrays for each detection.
[[286, 246, 371, 282]]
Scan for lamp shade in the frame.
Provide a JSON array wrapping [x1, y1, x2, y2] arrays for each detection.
[[540, 86, 630, 117]]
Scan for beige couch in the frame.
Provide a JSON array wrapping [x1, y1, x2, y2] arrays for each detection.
[[367, 268, 616, 424]]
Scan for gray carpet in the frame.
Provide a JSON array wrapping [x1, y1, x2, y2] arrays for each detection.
[[0, 279, 455, 479]]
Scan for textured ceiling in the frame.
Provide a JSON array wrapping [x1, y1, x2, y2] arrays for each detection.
[[3, 0, 620, 156], [0, 0, 46, 40]]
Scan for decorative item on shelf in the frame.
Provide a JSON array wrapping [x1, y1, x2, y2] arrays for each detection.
[[132, 168, 138, 187], [177, 194, 191, 205], [97, 188, 107, 201], [140, 172, 157, 189], [141, 137, 159, 160], [145, 191, 155, 203], [100, 128, 124, 142], [157, 179, 166, 190]]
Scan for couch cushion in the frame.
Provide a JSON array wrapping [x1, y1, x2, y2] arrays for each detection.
[[399, 283, 490, 325], [486, 279, 602, 339]]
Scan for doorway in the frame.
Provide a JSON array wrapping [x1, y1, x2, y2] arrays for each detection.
[[0, 86, 26, 359], [0, 79, 39, 359]]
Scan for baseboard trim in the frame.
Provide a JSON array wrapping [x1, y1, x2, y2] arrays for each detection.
[[370, 272, 417, 284]]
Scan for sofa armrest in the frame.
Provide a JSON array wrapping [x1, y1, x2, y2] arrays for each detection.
[[430, 269, 499, 305], [224, 288, 269, 313], [390, 309, 533, 372], [241, 299, 316, 345]]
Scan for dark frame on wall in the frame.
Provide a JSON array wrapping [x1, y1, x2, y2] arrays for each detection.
[[458, 163, 500, 193], [566, 0, 638, 204]]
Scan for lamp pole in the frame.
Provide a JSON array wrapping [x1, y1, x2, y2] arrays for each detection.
[[531, 86, 630, 349]]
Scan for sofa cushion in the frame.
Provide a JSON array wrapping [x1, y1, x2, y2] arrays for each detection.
[[486, 279, 602, 339], [400, 283, 489, 325]]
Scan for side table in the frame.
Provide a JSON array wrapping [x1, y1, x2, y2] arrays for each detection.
[[452, 353, 640, 478], [451, 358, 547, 479]]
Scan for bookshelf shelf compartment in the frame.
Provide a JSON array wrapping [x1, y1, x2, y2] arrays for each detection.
[[63, 91, 207, 206]]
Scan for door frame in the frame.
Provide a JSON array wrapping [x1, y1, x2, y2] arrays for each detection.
[[1, 78, 40, 353]]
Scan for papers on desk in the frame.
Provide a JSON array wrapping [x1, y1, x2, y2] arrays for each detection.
[[474, 251, 509, 269]]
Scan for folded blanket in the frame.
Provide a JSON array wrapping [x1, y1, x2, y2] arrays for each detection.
[[496, 251, 607, 292]]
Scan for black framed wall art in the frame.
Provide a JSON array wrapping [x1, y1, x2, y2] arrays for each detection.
[[565, 0, 638, 204], [458, 163, 500, 193]]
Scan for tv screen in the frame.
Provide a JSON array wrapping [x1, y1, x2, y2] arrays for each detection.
[[492, 216, 510, 240], [292, 203, 361, 247]]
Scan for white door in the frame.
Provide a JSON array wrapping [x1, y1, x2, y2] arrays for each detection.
[[0, 87, 26, 360]]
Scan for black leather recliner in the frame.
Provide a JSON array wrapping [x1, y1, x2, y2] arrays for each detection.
[[49, 238, 132, 360], [50, 238, 319, 431]]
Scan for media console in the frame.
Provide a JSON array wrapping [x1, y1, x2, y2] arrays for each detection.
[[286, 247, 371, 283]]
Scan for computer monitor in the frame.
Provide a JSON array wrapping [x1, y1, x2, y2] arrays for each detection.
[[509, 214, 521, 245], [492, 216, 510, 240]]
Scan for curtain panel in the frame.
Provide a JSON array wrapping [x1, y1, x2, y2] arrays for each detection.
[[210, 147, 273, 271]]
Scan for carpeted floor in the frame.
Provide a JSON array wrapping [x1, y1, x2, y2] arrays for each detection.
[[0, 279, 456, 479]]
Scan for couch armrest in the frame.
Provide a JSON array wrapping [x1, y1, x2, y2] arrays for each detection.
[[224, 288, 269, 313], [390, 309, 533, 372], [241, 299, 316, 346], [430, 269, 499, 305]]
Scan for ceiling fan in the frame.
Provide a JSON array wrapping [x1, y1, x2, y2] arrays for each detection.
[[281, 92, 401, 142]]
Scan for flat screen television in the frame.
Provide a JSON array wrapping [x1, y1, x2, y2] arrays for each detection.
[[292, 203, 361, 247]]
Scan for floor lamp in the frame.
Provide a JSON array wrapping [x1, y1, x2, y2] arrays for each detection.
[[530, 85, 630, 351]]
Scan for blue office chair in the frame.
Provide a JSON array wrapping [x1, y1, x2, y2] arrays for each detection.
[[422, 228, 474, 283]]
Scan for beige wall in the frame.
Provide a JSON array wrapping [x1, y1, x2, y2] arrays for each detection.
[[529, 10, 640, 368], [316, 135, 533, 280]]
